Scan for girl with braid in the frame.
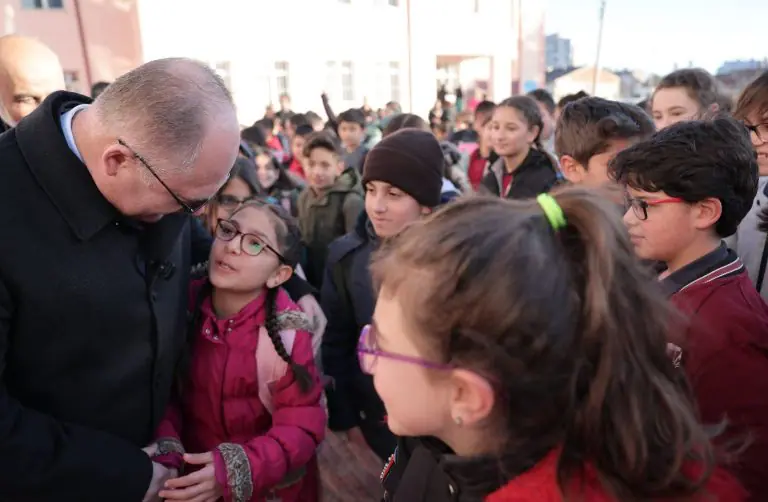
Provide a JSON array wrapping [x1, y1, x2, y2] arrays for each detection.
[[151, 200, 326, 502]]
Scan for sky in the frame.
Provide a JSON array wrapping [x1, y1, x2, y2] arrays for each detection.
[[545, 0, 768, 75]]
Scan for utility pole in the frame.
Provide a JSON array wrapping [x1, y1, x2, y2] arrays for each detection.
[[592, 0, 606, 95]]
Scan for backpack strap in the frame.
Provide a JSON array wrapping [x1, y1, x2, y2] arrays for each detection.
[[255, 310, 312, 414]]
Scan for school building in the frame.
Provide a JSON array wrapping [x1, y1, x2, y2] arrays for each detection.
[[0, 0, 546, 125]]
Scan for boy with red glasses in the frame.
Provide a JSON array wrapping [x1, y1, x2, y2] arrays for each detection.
[[612, 116, 768, 501]]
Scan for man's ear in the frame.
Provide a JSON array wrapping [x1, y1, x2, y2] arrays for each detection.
[[336, 160, 345, 176], [102, 142, 133, 177], [559, 155, 586, 184]]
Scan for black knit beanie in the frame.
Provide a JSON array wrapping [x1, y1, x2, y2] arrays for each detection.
[[362, 128, 444, 207]]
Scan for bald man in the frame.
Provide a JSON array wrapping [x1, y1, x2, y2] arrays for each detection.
[[0, 58, 240, 501], [0, 35, 65, 129]]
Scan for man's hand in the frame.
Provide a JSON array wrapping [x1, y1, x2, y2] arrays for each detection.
[[143, 462, 178, 502], [160, 452, 223, 502], [298, 294, 327, 338]]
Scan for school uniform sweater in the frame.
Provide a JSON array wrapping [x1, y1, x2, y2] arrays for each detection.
[[663, 244, 768, 501]]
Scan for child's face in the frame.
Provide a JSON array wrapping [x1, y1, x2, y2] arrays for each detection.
[[652, 87, 701, 131], [338, 121, 364, 148], [255, 154, 279, 190], [291, 136, 307, 165], [366, 290, 454, 438], [209, 177, 255, 234], [365, 181, 428, 238], [209, 206, 289, 293], [746, 110, 768, 176], [623, 187, 694, 267], [305, 148, 342, 190], [562, 138, 633, 188], [490, 107, 537, 157]]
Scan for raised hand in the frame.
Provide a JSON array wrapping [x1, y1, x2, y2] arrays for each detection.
[[160, 452, 223, 502]]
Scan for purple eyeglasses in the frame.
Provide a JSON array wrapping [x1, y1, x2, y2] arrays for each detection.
[[357, 324, 453, 374]]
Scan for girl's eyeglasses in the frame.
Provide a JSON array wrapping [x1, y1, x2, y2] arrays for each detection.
[[216, 194, 257, 210], [215, 219, 286, 262], [357, 324, 453, 374], [625, 196, 684, 221]]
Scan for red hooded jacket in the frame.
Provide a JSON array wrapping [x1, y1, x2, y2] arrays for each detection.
[[154, 281, 326, 502], [486, 449, 747, 502]]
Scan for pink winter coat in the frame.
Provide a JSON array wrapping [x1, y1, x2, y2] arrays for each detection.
[[154, 280, 326, 502]]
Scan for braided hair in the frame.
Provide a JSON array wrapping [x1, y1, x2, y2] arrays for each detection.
[[264, 286, 312, 393], [233, 201, 312, 393]]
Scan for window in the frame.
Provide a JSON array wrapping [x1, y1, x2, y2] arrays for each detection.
[[341, 61, 354, 101], [389, 62, 401, 102], [474, 0, 480, 12], [22, 0, 63, 8], [274, 61, 290, 97], [63, 71, 78, 92], [389, 0, 399, 5], [211, 61, 232, 91]]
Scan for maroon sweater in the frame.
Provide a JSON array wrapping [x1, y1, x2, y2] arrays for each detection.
[[666, 246, 768, 501]]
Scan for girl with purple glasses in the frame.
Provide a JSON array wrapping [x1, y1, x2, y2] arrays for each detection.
[[364, 191, 745, 502]]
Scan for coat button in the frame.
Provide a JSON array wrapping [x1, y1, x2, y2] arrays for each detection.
[[205, 328, 211, 335], [448, 483, 456, 496]]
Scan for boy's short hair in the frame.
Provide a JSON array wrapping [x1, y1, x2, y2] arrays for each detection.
[[294, 124, 314, 139], [305, 110, 322, 123], [610, 117, 758, 238], [288, 113, 309, 129], [337, 108, 366, 128], [557, 91, 589, 110], [527, 89, 556, 115], [556, 97, 655, 166], [302, 131, 342, 158], [475, 100, 496, 117]]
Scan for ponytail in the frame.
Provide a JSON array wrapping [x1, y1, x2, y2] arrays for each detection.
[[551, 189, 713, 500], [264, 286, 313, 393]]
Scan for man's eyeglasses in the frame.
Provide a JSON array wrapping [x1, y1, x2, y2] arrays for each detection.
[[356, 324, 453, 374], [118, 138, 213, 214], [745, 122, 768, 143], [215, 218, 285, 262], [625, 195, 684, 221]]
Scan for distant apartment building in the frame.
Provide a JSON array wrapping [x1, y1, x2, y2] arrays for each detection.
[[546, 33, 572, 72], [1, 0, 545, 124], [546, 66, 620, 101]]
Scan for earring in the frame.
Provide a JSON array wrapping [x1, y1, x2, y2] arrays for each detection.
[[453, 415, 463, 427]]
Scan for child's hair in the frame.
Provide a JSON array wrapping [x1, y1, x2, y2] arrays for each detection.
[[527, 89, 556, 116], [305, 110, 323, 126], [337, 108, 366, 128], [733, 70, 768, 122], [205, 157, 262, 231], [611, 117, 757, 238], [302, 130, 343, 158], [557, 91, 589, 110], [255, 118, 275, 136], [241, 125, 267, 148], [382, 113, 430, 137], [652, 68, 721, 113], [555, 97, 655, 165], [474, 100, 496, 118], [287, 113, 309, 131], [496, 96, 546, 151], [293, 123, 314, 139], [231, 201, 312, 392], [370, 191, 715, 500]]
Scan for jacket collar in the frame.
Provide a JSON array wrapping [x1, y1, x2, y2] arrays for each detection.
[[660, 242, 743, 297], [15, 91, 119, 241]]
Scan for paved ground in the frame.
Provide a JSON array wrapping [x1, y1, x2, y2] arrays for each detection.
[[319, 430, 384, 501]]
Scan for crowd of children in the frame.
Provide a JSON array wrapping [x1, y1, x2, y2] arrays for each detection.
[[149, 67, 768, 501]]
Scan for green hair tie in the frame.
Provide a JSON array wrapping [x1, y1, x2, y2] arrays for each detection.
[[536, 193, 566, 231]]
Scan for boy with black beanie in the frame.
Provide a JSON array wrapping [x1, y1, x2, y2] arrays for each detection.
[[320, 128, 444, 460]]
